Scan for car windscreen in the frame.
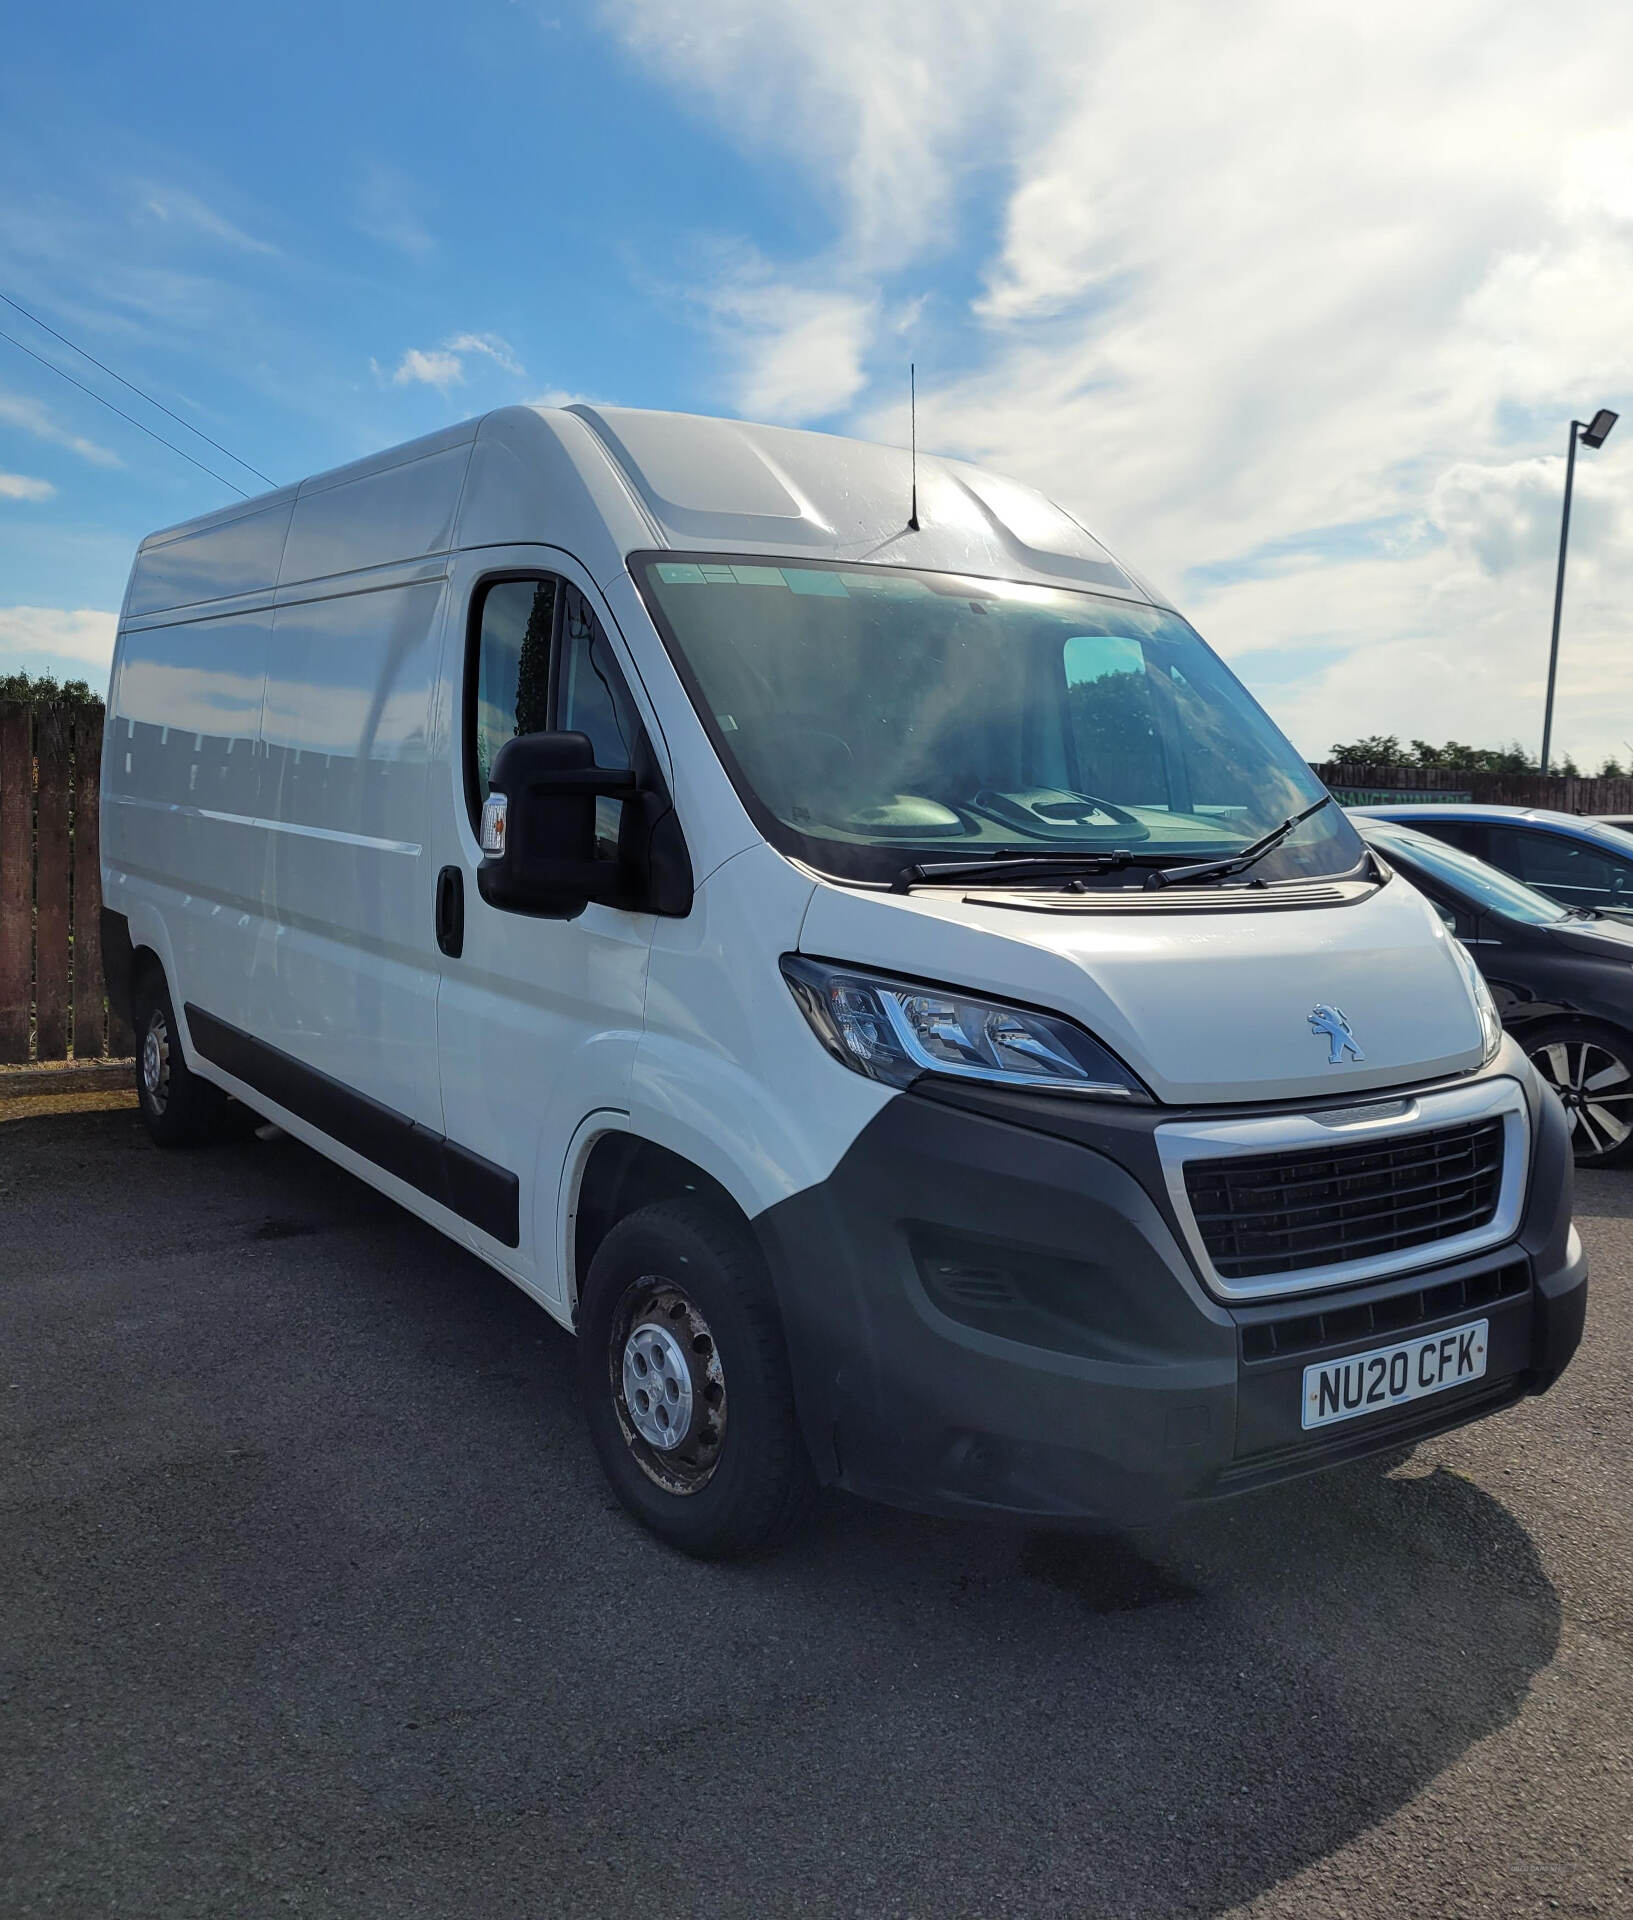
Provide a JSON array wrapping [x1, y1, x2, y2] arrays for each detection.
[[636, 555, 1362, 886], [1364, 823, 1571, 925]]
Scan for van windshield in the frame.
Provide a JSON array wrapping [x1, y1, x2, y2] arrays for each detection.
[[636, 556, 1362, 887]]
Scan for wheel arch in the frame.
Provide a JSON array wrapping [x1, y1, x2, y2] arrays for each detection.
[[564, 1124, 748, 1320]]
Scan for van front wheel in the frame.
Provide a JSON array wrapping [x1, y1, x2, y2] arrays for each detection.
[[577, 1198, 814, 1556]]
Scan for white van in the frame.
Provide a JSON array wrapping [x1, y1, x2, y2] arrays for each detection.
[[101, 406, 1587, 1554]]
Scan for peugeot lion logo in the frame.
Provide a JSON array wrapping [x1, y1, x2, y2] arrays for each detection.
[[1308, 1004, 1365, 1065]]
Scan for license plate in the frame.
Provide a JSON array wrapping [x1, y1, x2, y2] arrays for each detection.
[[1301, 1319, 1489, 1431]]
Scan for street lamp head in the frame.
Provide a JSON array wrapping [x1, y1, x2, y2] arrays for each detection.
[[1581, 408, 1619, 449]]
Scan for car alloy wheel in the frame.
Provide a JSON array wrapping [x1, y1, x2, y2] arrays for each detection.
[[1530, 1034, 1633, 1160]]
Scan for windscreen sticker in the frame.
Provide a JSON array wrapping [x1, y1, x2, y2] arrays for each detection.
[[782, 569, 850, 597], [655, 561, 854, 598]]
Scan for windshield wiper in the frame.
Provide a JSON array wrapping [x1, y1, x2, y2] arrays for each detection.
[[1143, 795, 1335, 891], [892, 850, 1159, 894]]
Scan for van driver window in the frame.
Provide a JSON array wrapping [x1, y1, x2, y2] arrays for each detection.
[[471, 577, 556, 815], [469, 576, 638, 854], [558, 584, 637, 860]]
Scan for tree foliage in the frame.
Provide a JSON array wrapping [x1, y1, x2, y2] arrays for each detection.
[[1324, 734, 1588, 776], [0, 669, 100, 707]]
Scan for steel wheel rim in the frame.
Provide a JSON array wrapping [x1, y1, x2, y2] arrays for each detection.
[[141, 1011, 171, 1111], [609, 1278, 726, 1495], [1532, 1037, 1633, 1157]]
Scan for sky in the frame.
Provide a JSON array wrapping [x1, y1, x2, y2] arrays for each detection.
[[2, 0, 1631, 769]]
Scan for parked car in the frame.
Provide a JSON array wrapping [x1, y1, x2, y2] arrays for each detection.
[[1594, 814, 1633, 833], [99, 405, 1585, 1555], [1351, 803, 1633, 922], [1355, 816, 1633, 1166]]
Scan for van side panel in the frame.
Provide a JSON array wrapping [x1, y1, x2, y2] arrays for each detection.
[[103, 607, 273, 1035], [254, 575, 447, 1130], [125, 496, 294, 618], [280, 446, 470, 584]]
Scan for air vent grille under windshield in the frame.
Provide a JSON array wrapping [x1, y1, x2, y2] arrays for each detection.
[[963, 879, 1375, 914]]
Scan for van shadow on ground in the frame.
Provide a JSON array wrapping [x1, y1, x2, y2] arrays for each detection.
[[3, 1114, 1563, 1918]]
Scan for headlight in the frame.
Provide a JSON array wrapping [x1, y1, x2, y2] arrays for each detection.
[[780, 955, 1148, 1100], [1449, 937, 1503, 1064]]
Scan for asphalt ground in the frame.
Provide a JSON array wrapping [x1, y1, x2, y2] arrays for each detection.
[[2, 1101, 1629, 1919]]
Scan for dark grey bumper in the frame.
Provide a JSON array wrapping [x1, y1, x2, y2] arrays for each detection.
[[754, 1041, 1586, 1524]]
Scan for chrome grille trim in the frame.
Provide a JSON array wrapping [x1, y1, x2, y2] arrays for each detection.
[[1156, 1076, 1531, 1302]]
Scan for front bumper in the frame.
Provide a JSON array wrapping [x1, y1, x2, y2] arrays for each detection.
[[753, 1040, 1586, 1523]]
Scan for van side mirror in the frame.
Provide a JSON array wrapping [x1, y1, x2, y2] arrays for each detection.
[[477, 730, 637, 920]]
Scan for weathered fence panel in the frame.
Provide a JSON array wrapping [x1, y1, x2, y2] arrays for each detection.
[[33, 706, 72, 1060], [72, 708, 129, 1056], [0, 703, 31, 1061], [0, 699, 123, 1064], [1311, 762, 1633, 815]]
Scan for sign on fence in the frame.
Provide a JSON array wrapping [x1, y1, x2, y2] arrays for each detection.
[[0, 701, 132, 1064], [1327, 787, 1473, 806]]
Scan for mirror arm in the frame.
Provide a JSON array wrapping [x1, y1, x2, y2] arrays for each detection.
[[517, 767, 638, 799]]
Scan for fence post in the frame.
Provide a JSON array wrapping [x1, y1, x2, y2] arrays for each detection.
[[0, 702, 31, 1061], [34, 705, 72, 1061], [72, 706, 108, 1058]]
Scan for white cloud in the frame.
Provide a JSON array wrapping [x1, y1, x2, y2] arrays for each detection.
[[703, 269, 874, 421], [0, 472, 55, 502], [355, 164, 437, 259], [526, 387, 602, 410], [603, 0, 1036, 270], [446, 332, 523, 376], [607, 0, 1633, 769], [0, 606, 119, 675], [0, 389, 122, 467], [390, 348, 466, 390], [385, 332, 525, 391], [139, 186, 278, 256]]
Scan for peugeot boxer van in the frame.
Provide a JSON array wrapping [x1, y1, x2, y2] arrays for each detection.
[[100, 406, 1587, 1554]]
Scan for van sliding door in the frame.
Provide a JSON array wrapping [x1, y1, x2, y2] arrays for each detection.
[[251, 576, 447, 1139]]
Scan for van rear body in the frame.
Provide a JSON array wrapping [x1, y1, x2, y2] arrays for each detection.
[[101, 406, 1586, 1550]]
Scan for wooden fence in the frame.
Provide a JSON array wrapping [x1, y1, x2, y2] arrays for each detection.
[[1310, 762, 1633, 815], [0, 700, 133, 1064]]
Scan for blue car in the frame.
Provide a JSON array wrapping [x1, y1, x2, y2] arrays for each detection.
[[1350, 804, 1633, 923]]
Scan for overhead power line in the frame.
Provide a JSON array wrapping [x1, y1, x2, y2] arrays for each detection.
[[0, 323, 251, 498], [0, 289, 276, 487]]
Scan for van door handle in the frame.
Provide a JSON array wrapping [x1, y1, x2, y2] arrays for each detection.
[[435, 865, 464, 958]]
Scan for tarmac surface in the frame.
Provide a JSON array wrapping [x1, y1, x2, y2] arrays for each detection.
[[2, 1101, 1630, 1918]]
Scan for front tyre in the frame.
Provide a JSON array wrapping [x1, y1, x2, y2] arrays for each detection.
[[577, 1198, 814, 1557], [1526, 1019, 1633, 1168]]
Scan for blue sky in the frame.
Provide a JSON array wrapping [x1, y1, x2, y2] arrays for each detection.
[[4, 1, 1632, 766]]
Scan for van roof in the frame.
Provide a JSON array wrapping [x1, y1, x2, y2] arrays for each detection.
[[126, 405, 1158, 620]]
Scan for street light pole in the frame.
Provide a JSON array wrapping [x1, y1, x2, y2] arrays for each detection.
[[1541, 407, 1618, 776]]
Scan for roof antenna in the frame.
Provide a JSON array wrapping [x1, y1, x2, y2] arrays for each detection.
[[907, 362, 920, 531]]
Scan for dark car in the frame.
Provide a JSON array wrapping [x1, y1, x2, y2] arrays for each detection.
[[1352, 803, 1633, 922], [1356, 816, 1633, 1166]]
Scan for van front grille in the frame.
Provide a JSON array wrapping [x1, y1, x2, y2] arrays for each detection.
[[1184, 1117, 1506, 1281]]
